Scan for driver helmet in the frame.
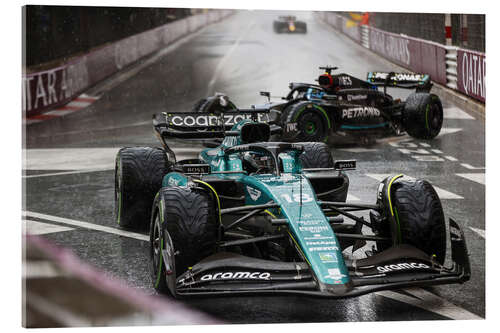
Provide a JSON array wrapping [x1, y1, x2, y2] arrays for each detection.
[[318, 73, 339, 93]]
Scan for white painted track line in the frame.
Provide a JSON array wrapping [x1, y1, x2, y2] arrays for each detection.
[[23, 147, 202, 171], [22, 211, 148, 241], [469, 227, 485, 239], [439, 128, 463, 136], [376, 288, 482, 320], [23, 219, 74, 235], [338, 147, 379, 153], [456, 173, 485, 185], [461, 163, 485, 170], [23, 168, 113, 179], [443, 106, 475, 120]]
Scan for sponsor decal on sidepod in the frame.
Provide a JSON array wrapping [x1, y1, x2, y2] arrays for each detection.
[[342, 107, 380, 119]]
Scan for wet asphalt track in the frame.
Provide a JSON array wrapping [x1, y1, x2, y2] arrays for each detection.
[[23, 10, 485, 323]]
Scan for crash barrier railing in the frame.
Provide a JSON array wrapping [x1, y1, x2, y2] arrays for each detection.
[[22, 10, 234, 117], [23, 234, 220, 327], [316, 11, 485, 103], [445, 46, 459, 90], [360, 25, 370, 49]]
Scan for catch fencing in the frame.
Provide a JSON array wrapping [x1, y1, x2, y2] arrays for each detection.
[[316, 12, 485, 103]]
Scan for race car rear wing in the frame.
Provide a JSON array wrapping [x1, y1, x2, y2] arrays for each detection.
[[367, 71, 432, 92], [153, 109, 281, 160], [153, 108, 273, 137]]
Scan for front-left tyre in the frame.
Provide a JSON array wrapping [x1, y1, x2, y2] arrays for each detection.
[[115, 147, 170, 229], [150, 187, 218, 294]]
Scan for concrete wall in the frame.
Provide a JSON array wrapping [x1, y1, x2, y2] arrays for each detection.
[[22, 10, 234, 116]]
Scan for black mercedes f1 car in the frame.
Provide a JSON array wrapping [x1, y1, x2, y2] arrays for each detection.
[[194, 66, 444, 144]]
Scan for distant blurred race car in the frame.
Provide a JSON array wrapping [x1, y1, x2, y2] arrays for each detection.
[[273, 16, 307, 33]]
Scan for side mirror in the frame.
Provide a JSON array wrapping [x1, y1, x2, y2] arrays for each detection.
[[260, 91, 271, 102], [240, 123, 270, 144]]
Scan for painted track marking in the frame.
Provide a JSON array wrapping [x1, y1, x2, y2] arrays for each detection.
[[24, 147, 202, 172], [439, 128, 463, 136], [456, 173, 485, 185], [339, 147, 379, 153], [376, 288, 482, 320], [22, 211, 148, 241], [461, 163, 485, 170], [366, 174, 463, 199], [469, 227, 485, 239], [25, 94, 99, 126], [23, 219, 74, 235], [443, 106, 475, 120], [23, 168, 113, 179]]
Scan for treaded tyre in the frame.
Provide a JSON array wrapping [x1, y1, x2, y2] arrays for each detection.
[[385, 178, 447, 264], [283, 101, 330, 142], [150, 207, 170, 294], [297, 22, 307, 33], [152, 187, 218, 287], [115, 147, 170, 229], [298, 142, 349, 203], [402, 93, 443, 139], [192, 95, 237, 113], [298, 142, 333, 168]]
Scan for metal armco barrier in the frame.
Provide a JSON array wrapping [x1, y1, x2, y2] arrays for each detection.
[[361, 25, 370, 48], [445, 46, 458, 90], [316, 12, 485, 103], [22, 10, 234, 116], [24, 235, 220, 327]]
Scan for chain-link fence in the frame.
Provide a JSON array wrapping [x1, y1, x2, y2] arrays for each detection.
[[338, 12, 485, 52], [451, 14, 485, 52], [24, 6, 194, 69]]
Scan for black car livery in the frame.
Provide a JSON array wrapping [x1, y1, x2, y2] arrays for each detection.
[[195, 67, 444, 144]]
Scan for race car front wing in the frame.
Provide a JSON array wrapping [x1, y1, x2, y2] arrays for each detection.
[[171, 219, 470, 298]]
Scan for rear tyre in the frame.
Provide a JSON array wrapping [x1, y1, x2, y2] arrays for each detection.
[[192, 95, 237, 113], [298, 142, 333, 169], [115, 147, 170, 229], [299, 142, 349, 203], [283, 101, 330, 142], [402, 93, 443, 139], [380, 177, 447, 264], [159, 187, 218, 277], [192, 95, 237, 147]]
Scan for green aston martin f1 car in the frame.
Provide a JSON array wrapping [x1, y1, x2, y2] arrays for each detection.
[[114, 109, 469, 298]]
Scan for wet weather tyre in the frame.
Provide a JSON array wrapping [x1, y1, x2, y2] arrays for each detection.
[[298, 142, 348, 202], [150, 209, 170, 294], [402, 93, 443, 139], [115, 147, 170, 230], [192, 98, 210, 112], [283, 101, 330, 142], [298, 142, 333, 168], [192, 96, 237, 113], [390, 178, 447, 264], [159, 187, 218, 278]]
